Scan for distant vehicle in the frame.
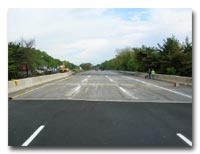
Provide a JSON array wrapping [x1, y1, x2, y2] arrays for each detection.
[[35, 65, 54, 75], [66, 68, 70, 72], [34, 69, 45, 75], [51, 68, 57, 73], [57, 64, 66, 72]]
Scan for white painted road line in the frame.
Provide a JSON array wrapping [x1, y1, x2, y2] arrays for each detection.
[[122, 76, 192, 99], [105, 75, 114, 82], [119, 86, 138, 99], [65, 85, 81, 97], [74, 85, 81, 92], [177, 133, 192, 146], [81, 78, 88, 83], [84, 87, 89, 93], [95, 83, 98, 91], [109, 78, 114, 82], [105, 75, 138, 99], [21, 125, 45, 146]]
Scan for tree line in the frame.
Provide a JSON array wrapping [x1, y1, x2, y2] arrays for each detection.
[[99, 36, 192, 77], [8, 39, 79, 80], [8, 36, 192, 80]]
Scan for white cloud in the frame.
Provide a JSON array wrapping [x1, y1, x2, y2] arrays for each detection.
[[8, 8, 192, 65], [63, 38, 110, 63], [148, 9, 192, 42]]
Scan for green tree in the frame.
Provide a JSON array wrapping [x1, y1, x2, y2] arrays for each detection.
[[180, 37, 192, 76], [8, 39, 35, 79], [132, 46, 159, 72], [80, 63, 93, 70], [98, 35, 192, 77], [157, 35, 183, 74], [8, 39, 78, 79], [8, 42, 18, 79], [127, 58, 139, 71], [115, 48, 134, 70]]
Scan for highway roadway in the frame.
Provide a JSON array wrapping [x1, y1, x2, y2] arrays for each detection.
[[8, 70, 193, 147]]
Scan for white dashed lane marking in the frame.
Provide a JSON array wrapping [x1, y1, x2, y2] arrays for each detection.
[[105, 75, 114, 82], [176, 133, 192, 146], [105, 75, 138, 99], [65, 85, 81, 97], [122, 76, 192, 99], [21, 125, 45, 146], [118, 86, 138, 99]]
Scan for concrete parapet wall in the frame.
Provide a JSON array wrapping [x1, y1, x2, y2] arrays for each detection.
[[118, 71, 136, 75], [8, 72, 72, 93], [134, 72, 192, 86], [115, 70, 192, 86]]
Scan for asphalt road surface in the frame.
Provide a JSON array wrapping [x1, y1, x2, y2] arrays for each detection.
[[8, 70, 193, 147]]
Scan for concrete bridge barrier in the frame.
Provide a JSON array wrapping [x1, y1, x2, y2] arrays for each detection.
[[116, 71, 192, 86], [134, 72, 192, 86], [8, 72, 72, 93]]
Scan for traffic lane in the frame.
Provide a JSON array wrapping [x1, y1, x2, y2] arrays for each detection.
[[9, 100, 192, 147], [12, 71, 129, 101], [69, 75, 128, 101], [8, 100, 52, 146], [119, 74, 193, 96], [26, 101, 193, 147], [74, 73, 192, 102], [12, 72, 91, 99], [12, 71, 116, 100], [11, 70, 192, 102], [79, 70, 119, 76], [72, 71, 192, 102], [107, 74, 192, 102], [33, 102, 192, 147], [8, 99, 85, 146], [79, 71, 193, 99]]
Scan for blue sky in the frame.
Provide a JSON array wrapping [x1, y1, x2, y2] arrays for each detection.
[[8, 8, 192, 65]]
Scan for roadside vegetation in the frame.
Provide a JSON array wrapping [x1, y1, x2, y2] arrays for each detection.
[[8, 39, 80, 80], [8, 35, 192, 80], [99, 36, 192, 77]]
